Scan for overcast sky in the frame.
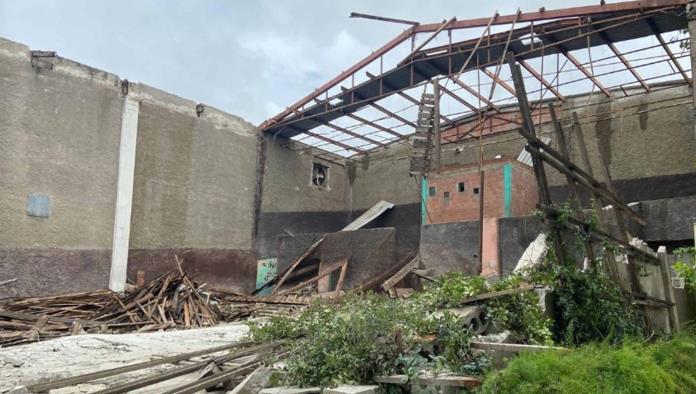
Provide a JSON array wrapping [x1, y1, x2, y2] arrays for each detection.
[[1, 0, 595, 125]]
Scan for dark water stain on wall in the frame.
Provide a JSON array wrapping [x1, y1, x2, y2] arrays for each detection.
[[594, 100, 614, 166], [638, 102, 649, 131]]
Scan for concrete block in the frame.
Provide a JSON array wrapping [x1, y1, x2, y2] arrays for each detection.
[[324, 385, 379, 394]]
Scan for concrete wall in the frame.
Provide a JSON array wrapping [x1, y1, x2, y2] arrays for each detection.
[[127, 85, 259, 293], [256, 136, 350, 260], [0, 37, 260, 296], [348, 144, 422, 259], [0, 38, 122, 297]]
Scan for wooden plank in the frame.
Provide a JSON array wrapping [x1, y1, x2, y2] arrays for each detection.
[[658, 246, 680, 332], [333, 262, 348, 301], [461, 285, 534, 304], [548, 103, 595, 265], [278, 260, 347, 295], [0, 310, 101, 327], [271, 238, 325, 295], [470, 341, 568, 352], [26, 342, 256, 392], [375, 375, 482, 388], [91, 343, 277, 394], [382, 256, 418, 292]]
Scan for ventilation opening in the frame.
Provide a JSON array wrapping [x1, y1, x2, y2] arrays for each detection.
[[473, 187, 480, 195], [428, 186, 437, 197], [311, 162, 329, 188], [443, 191, 450, 199], [458, 182, 465, 192]]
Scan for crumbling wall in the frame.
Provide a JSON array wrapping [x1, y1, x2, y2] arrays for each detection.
[[0, 38, 122, 297]]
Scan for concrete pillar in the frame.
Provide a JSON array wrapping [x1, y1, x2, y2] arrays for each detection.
[[109, 96, 140, 292]]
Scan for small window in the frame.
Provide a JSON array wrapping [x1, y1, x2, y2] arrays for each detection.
[[443, 191, 450, 199], [428, 186, 436, 197], [473, 187, 480, 195], [458, 182, 465, 192], [311, 162, 329, 188]]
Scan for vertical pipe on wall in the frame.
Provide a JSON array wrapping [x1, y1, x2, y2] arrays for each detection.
[[109, 95, 140, 292]]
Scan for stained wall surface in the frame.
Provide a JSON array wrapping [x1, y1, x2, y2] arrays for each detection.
[[0, 38, 122, 297], [0, 37, 260, 296]]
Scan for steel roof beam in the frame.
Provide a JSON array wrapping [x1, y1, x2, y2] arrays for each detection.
[[482, 68, 517, 96], [289, 125, 366, 155], [540, 32, 612, 97], [647, 18, 691, 84], [413, 0, 687, 32], [365, 71, 456, 126], [344, 112, 408, 141], [596, 30, 650, 92], [518, 59, 566, 102]]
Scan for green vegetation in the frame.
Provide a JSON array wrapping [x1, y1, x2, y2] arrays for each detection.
[[479, 332, 696, 394], [247, 274, 550, 387], [673, 246, 696, 293]]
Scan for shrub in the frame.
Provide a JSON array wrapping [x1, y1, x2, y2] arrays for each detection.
[[247, 293, 486, 387], [479, 343, 675, 394], [479, 334, 696, 394]]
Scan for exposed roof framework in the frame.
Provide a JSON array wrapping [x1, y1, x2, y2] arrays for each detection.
[[261, 0, 691, 160]]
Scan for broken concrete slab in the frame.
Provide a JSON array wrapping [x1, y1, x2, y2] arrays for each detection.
[[513, 233, 547, 275], [324, 384, 379, 394]]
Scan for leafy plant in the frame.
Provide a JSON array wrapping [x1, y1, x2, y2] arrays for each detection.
[[479, 333, 696, 394], [673, 246, 696, 293], [247, 293, 484, 388]]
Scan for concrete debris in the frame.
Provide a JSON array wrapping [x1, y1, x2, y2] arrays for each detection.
[[513, 233, 548, 275], [324, 385, 379, 394]]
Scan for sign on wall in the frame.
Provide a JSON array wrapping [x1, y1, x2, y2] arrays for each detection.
[[255, 258, 277, 295]]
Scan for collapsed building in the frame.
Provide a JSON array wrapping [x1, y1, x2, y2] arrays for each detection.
[[0, 0, 695, 312], [4, 0, 696, 391]]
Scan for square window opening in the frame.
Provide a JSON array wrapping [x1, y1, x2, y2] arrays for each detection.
[[443, 191, 450, 199], [428, 186, 437, 197], [311, 162, 329, 189], [473, 187, 480, 195]]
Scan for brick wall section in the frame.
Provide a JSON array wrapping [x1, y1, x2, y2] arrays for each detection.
[[425, 158, 538, 224], [511, 163, 540, 216]]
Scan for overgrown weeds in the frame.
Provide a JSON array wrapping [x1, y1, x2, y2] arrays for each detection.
[[479, 332, 696, 394]]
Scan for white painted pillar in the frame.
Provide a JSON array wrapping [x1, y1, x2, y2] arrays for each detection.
[[109, 96, 140, 292]]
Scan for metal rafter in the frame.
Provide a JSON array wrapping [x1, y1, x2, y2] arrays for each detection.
[[261, 1, 688, 157], [518, 59, 566, 101], [482, 68, 517, 96], [540, 32, 612, 97], [647, 18, 691, 83], [595, 29, 650, 91]]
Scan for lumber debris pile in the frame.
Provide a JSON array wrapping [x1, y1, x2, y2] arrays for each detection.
[[0, 259, 309, 347], [91, 261, 219, 330], [216, 292, 310, 321]]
